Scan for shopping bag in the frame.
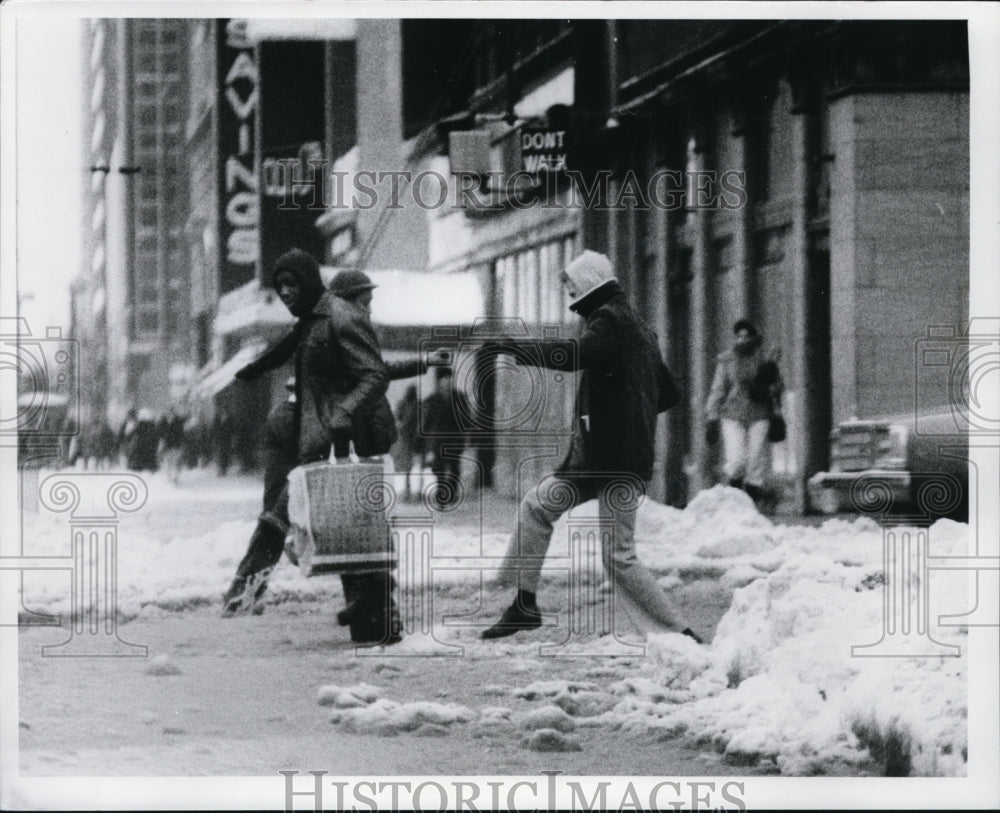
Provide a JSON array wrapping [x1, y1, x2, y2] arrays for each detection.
[[287, 456, 396, 577]]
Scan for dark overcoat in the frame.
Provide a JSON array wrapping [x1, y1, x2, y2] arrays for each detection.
[[513, 281, 678, 482], [293, 292, 398, 462]]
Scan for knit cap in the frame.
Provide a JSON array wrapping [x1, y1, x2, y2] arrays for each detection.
[[561, 250, 617, 307]]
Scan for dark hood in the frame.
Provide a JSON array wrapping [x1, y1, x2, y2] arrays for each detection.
[[271, 249, 325, 316]]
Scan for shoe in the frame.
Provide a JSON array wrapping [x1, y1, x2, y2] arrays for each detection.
[[350, 611, 403, 646], [682, 627, 703, 644], [221, 577, 247, 617], [481, 601, 543, 640], [220, 567, 273, 616]]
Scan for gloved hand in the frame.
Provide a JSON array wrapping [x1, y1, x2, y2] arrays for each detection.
[[704, 419, 720, 446], [328, 413, 353, 456]]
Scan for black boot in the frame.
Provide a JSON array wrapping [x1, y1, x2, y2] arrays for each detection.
[[481, 598, 543, 640], [222, 520, 285, 616], [349, 572, 403, 646], [337, 573, 364, 626]]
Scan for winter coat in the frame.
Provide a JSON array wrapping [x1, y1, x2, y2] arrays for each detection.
[[705, 342, 782, 425], [394, 393, 424, 458], [292, 291, 397, 463], [513, 281, 677, 481], [238, 311, 424, 466], [421, 389, 470, 458]]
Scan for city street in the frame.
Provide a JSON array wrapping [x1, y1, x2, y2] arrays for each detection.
[[16, 466, 969, 779], [4, 7, 995, 808]]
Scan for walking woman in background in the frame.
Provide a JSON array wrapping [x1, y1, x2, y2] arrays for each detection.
[[704, 318, 784, 511]]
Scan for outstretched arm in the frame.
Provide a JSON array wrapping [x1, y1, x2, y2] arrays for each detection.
[[235, 326, 301, 381]]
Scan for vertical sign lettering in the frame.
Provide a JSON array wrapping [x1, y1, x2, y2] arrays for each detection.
[[217, 19, 260, 292]]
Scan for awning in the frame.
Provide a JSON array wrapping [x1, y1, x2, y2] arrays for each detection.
[[189, 342, 268, 400], [320, 267, 485, 326]]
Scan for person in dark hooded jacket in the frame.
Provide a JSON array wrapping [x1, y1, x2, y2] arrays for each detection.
[[480, 250, 700, 642], [221, 250, 424, 644]]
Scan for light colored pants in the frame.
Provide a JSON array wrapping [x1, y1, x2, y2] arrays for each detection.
[[721, 418, 770, 487], [497, 474, 683, 635]]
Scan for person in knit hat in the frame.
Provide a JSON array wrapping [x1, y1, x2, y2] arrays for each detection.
[[481, 250, 699, 643], [704, 317, 783, 510]]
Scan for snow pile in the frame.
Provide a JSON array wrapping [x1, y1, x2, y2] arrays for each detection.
[[317, 683, 382, 709], [17, 472, 970, 775], [517, 705, 577, 733], [513, 680, 599, 700], [328, 696, 477, 737], [593, 516, 970, 776]]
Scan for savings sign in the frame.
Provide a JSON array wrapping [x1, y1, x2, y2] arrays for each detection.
[[217, 19, 260, 292]]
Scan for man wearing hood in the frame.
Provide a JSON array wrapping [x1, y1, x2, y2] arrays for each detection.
[[704, 318, 783, 509], [222, 250, 416, 645], [480, 250, 700, 643]]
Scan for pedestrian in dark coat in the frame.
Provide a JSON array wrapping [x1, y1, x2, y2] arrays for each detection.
[[392, 384, 425, 501], [481, 250, 698, 642], [222, 251, 423, 645], [421, 367, 469, 507]]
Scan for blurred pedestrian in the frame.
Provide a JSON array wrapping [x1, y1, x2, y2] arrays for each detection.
[[392, 384, 425, 501], [421, 367, 469, 508], [85, 417, 114, 470], [124, 408, 160, 472], [214, 408, 234, 476], [158, 407, 186, 484], [704, 318, 784, 511], [481, 250, 698, 642]]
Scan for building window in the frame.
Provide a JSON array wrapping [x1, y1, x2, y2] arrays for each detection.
[[135, 306, 159, 335], [495, 236, 574, 325]]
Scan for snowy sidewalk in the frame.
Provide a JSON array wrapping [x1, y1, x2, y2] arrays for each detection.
[[17, 471, 972, 776]]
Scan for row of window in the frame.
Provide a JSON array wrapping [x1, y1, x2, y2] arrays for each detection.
[[495, 235, 577, 325]]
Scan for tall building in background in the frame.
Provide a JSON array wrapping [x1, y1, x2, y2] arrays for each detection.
[[75, 18, 194, 425], [125, 19, 193, 406]]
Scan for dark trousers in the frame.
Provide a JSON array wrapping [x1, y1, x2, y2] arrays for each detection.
[[431, 452, 462, 506]]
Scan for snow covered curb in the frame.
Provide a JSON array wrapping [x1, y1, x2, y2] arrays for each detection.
[[18, 480, 970, 775]]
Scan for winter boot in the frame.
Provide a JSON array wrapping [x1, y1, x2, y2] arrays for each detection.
[[337, 573, 363, 626], [221, 519, 285, 616], [481, 598, 543, 640], [349, 573, 403, 646]]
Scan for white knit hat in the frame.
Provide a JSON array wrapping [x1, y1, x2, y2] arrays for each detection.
[[561, 250, 617, 307]]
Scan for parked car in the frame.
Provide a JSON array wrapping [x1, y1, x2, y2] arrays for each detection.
[[808, 409, 968, 524]]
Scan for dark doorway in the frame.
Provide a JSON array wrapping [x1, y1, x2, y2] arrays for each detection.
[[804, 242, 833, 484], [665, 248, 693, 507]]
